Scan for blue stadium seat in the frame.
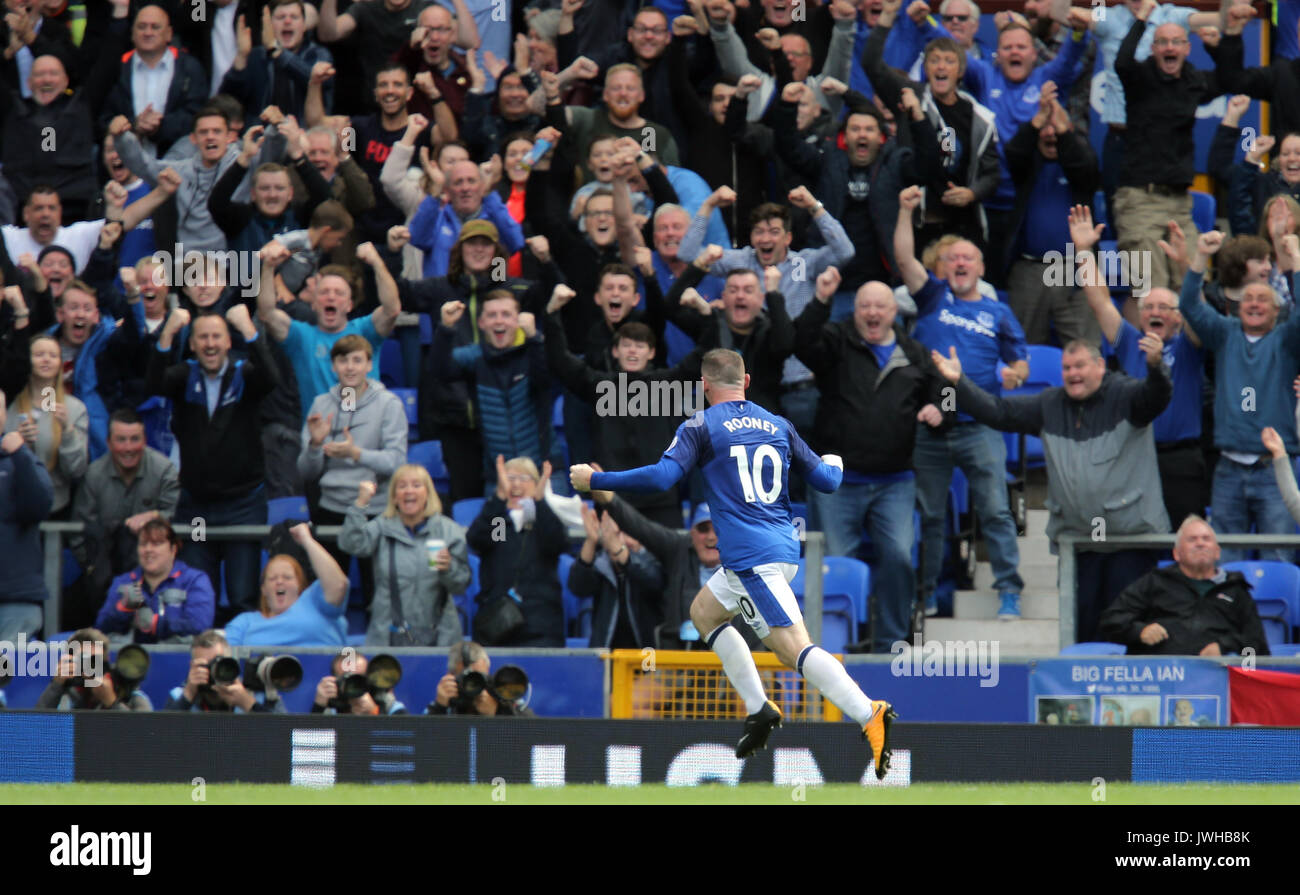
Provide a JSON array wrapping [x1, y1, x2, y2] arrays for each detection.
[[1222, 560, 1300, 641], [552, 394, 564, 432], [451, 497, 487, 529], [789, 558, 863, 653], [418, 314, 433, 345], [557, 554, 592, 638], [392, 387, 419, 436], [378, 339, 405, 388], [1189, 190, 1216, 234], [408, 441, 450, 494], [454, 553, 480, 637], [1060, 642, 1127, 655], [1271, 643, 1300, 656], [1093, 189, 1110, 236], [267, 496, 310, 525]]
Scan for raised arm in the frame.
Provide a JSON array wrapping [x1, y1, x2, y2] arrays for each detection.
[[317, 0, 355, 42], [255, 240, 293, 341], [1069, 204, 1123, 345], [289, 523, 348, 606], [357, 241, 400, 338], [894, 185, 928, 294]]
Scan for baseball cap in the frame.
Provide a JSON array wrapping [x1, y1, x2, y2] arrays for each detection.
[[455, 219, 500, 246], [690, 503, 712, 529]]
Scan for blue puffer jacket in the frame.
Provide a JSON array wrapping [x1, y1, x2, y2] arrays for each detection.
[[46, 318, 116, 461], [431, 325, 550, 481], [94, 560, 216, 644]]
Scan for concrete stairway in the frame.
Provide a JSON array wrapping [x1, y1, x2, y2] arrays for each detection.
[[924, 508, 1062, 656]]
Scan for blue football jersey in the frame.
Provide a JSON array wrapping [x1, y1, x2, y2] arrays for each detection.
[[663, 400, 830, 570]]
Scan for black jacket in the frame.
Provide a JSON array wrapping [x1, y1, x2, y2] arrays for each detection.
[[145, 329, 280, 502], [100, 47, 210, 157], [1001, 118, 1099, 280], [1216, 32, 1300, 143], [794, 299, 946, 473], [661, 264, 794, 413], [1115, 18, 1228, 188], [544, 308, 701, 519], [1098, 566, 1271, 656], [771, 96, 938, 286], [569, 548, 665, 649], [465, 495, 568, 648]]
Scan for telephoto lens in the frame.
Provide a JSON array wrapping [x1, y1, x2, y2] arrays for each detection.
[[113, 644, 151, 685], [207, 656, 241, 686]]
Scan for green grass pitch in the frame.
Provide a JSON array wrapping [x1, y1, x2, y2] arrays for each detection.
[[1, 782, 1297, 805]]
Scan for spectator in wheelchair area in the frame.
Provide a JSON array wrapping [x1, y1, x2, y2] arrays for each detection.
[[36, 628, 153, 711], [1098, 515, 1270, 656], [311, 650, 406, 715], [165, 629, 285, 712], [94, 518, 215, 644], [426, 641, 533, 717]]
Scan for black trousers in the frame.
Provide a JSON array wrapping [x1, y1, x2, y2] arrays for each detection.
[[1075, 549, 1158, 644], [1157, 440, 1208, 530], [439, 425, 485, 505]]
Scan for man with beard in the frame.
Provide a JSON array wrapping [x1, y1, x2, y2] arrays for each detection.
[[310, 63, 433, 245], [546, 62, 680, 170]]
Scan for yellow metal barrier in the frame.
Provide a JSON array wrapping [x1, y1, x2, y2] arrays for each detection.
[[606, 649, 842, 722]]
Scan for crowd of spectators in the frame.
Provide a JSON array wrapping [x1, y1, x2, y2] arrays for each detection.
[[1, 0, 1299, 688]]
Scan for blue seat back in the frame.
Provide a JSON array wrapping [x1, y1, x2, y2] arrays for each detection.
[[378, 339, 405, 388], [267, 496, 310, 525], [1060, 642, 1127, 655], [392, 388, 418, 425], [451, 497, 486, 529], [1190, 190, 1216, 234], [1222, 560, 1300, 636], [408, 441, 450, 494]]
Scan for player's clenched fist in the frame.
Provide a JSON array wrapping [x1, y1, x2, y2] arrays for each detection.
[[570, 463, 595, 492]]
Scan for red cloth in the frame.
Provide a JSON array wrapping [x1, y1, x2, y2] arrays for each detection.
[[1228, 667, 1300, 725]]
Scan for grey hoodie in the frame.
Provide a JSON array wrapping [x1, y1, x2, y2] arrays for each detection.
[[339, 505, 470, 646], [298, 379, 408, 515]]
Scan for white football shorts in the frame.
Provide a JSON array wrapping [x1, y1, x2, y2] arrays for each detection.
[[706, 562, 802, 640]]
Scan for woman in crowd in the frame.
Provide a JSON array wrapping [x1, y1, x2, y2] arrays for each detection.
[[224, 523, 349, 646], [339, 464, 469, 646], [3, 333, 88, 517]]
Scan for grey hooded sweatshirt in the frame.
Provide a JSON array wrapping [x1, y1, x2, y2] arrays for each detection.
[[298, 379, 408, 515]]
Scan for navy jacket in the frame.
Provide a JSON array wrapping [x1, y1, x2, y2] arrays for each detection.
[[0, 443, 54, 604], [100, 47, 209, 157]]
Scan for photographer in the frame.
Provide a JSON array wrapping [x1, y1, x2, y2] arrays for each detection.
[[311, 650, 407, 715], [426, 641, 533, 717], [35, 628, 153, 711], [164, 629, 285, 713]]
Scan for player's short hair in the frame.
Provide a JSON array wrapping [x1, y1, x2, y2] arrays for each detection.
[[749, 202, 790, 233], [311, 199, 353, 233], [1217, 235, 1273, 288], [1062, 339, 1102, 360], [701, 349, 745, 388], [330, 333, 372, 360], [613, 320, 655, 349], [923, 37, 968, 77]]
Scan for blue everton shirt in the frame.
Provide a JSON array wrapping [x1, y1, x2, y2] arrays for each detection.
[[912, 274, 1029, 419], [1104, 320, 1204, 443], [591, 400, 842, 571]]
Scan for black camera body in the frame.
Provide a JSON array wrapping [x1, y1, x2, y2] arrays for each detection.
[[330, 654, 402, 712], [446, 665, 530, 714]]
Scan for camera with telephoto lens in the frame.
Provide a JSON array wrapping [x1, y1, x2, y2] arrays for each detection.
[[450, 664, 530, 714], [243, 654, 304, 694], [331, 654, 402, 711], [109, 644, 151, 696], [205, 656, 241, 690]]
